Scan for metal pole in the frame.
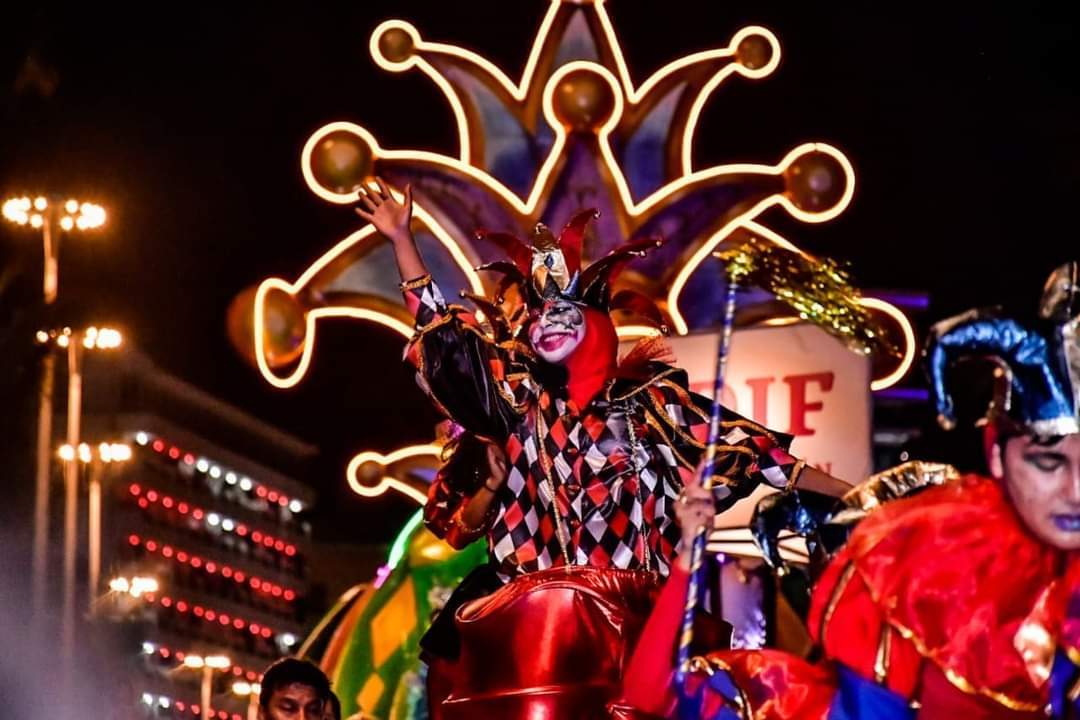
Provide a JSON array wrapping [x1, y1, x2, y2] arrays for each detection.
[[61, 337, 82, 678], [201, 667, 213, 718], [31, 352, 55, 625], [675, 273, 739, 687], [87, 460, 104, 612], [32, 213, 60, 626]]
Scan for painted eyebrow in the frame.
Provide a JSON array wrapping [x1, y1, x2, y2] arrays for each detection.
[[1023, 450, 1068, 461]]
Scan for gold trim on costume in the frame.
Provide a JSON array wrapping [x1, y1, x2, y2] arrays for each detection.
[[1068, 676, 1080, 704], [848, 562, 1044, 712], [840, 461, 960, 513], [646, 391, 705, 449], [606, 366, 683, 402], [1065, 644, 1080, 668], [819, 561, 856, 642], [640, 407, 697, 470], [786, 459, 807, 493], [874, 625, 892, 684], [686, 656, 752, 720], [655, 377, 711, 423], [398, 274, 433, 291]]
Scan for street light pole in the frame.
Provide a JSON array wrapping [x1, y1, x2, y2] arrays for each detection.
[[31, 352, 54, 622], [3, 195, 107, 626], [202, 667, 213, 718], [76, 442, 131, 611], [60, 337, 82, 678], [232, 681, 261, 720], [45, 326, 123, 683], [185, 655, 232, 718], [87, 458, 102, 612]]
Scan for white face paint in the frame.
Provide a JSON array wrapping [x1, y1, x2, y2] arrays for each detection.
[[528, 300, 586, 364]]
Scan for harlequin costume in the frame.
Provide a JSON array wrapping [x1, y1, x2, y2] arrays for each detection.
[[613, 261, 1080, 719], [403, 210, 808, 718]]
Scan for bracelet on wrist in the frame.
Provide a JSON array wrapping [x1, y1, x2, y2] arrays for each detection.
[[398, 274, 432, 291]]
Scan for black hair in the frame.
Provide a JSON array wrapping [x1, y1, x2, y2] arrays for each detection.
[[258, 658, 331, 708], [327, 691, 342, 720]]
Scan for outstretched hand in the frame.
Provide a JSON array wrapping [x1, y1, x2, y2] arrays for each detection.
[[674, 473, 716, 569], [354, 177, 413, 244]]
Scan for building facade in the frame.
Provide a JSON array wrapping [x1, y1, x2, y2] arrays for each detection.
[[73, 352, 318, 719]]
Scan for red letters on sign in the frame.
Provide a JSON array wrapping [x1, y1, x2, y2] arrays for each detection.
[[783, 372, 834, 436], [744, 377, 775, 424]]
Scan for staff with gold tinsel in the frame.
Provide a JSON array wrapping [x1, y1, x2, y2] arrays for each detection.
[[675, 237, 896, 709]]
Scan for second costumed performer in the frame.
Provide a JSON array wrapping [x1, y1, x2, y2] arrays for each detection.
[[354, 179, 848, 719]]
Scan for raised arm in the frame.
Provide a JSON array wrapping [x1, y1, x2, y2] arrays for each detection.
[[355, 178, 523, 442]]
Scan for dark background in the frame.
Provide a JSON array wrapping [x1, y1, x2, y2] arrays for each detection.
[[2, 1, 1079, 543]]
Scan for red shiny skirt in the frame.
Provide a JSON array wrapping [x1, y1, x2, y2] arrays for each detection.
[[434, 565, 662, 720]]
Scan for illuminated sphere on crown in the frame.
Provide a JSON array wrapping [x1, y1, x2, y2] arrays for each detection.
[[784, 151, 847, 214], [307, 131, 375, 195], [551, 67, 617, 132]]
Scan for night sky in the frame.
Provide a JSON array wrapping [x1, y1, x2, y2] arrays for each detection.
[[2, 2, 1079, 543]]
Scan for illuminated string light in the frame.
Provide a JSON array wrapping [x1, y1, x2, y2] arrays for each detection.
[[127, 485, 298, 558], [135, 431, 304, 513], [149, 593, 284, 638]]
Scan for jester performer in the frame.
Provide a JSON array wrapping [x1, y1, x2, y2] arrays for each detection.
[[613, 261, 1080, 719], [352, 179, 847, 719]]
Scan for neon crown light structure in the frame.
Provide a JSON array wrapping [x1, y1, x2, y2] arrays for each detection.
[[247, 0, 915, 500]]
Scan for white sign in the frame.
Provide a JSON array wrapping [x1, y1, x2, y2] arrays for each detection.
[[628, 322, 872, 558]]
